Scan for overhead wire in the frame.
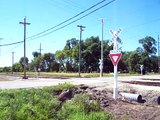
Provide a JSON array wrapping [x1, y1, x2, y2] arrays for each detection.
[[0, 0, 115, 47], [26, 0, 110, 40], [0, 42, 23, 56], [29, 0, 116, 40], [0, 41, 23, 47]]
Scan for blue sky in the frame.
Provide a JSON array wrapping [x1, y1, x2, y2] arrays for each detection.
[[0, 0, 160, 67]]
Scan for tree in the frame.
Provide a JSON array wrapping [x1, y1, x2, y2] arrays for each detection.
[[82, 36, 101, 72], [128, 51, 141, 73], [139, 36, 157, 55], [55, 50, 65, 72], [19, 57, 29, 71], [2, 67, 11, 73], [55, 38, 78, 72], [42, 53, 55, 72], [118, 51, 129, 73], [138, 36, 158, 73], [12, 63, 23, 72], [32, 51, 41, 58], [103, 40, 113, 73], [150, 55, 158, 72]]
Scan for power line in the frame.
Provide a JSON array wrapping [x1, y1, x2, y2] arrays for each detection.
[[0, 41, 23, 47], [27, 0, 109, 40], [0, 42, 22, 56], [0, 0, 115, 47], [28, 0, 116, 40]]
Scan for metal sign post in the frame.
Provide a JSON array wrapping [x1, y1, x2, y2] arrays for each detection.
[[109, 29, 122, 100]]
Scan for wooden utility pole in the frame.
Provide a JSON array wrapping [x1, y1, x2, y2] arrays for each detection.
[[12, 52, 15, 74], [158, 35, 160, 73], [100, 18, 104, 77], [19, 17, 31, 79], [77, 25, 85, 77], [38, 43, 43, 56], [0, 38, 3, 56]]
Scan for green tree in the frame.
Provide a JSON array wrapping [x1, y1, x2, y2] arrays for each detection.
[[42, 53, 55, 72], [55, 38, 78, 72], [55, 50, 65, 72], [139, 36, 157, 55], [32, 51, 41, 58], [19, 57, 29, 71], [82, 36, 101, 72], [12, 63, 23, 72], [150, 55, 158, 72], [138, 36, 158, 73], [128, 51, 141, 73], [2, 67, 11, 73], [118, 51, 129, 73]]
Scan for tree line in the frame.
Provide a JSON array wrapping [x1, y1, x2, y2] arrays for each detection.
[[0, 36, 159, 74]]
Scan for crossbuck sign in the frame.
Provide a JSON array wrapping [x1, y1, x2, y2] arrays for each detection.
[[109, 29, 122, 100]]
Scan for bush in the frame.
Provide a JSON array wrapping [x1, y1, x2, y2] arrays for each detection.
[[0, 88, 58, 120], [0, 84, 113, 120], [58, 93, 113, 120]]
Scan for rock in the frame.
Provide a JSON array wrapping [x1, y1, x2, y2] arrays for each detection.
[[75, 88, 83, 94], [91, 89, 98, 93], [101, 100, 109, 107], [99, 97, 104, 101], [58, 89, 72, 101], [79, 84, 88, 90], [88, 86, 96, 90], [102, 89, 108, 94], [96, 91, 101, 96]]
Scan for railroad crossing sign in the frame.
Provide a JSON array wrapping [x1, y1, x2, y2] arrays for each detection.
[[109, 53, 122, 66], [109, 29, 122, 100]]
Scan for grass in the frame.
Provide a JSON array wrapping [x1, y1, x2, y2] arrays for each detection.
[[0, 83, 113, 120], [5, 71, 145, 78], [12, 72, 104, 78]]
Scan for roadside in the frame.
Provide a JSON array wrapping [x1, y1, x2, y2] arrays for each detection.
[[0, 74, 160, 119]]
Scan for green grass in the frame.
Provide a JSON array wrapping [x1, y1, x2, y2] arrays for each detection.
[[0, 83, 113, 120], [7, 72, 143, 78], [2, 71, 160, 78]]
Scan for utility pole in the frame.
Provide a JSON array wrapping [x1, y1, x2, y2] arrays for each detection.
[[158, 35, 160, 73], [0, 38, 3, 56], [100, 18, 104, 77], [12, 52, 15, 74], [77, 25, 85, 77], [38, 43, 43, 56], [19, 17, 31, 79]]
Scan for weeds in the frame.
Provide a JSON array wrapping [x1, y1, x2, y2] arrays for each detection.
[[0, 83, 113, 120]]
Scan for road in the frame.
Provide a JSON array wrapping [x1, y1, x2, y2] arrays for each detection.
[[0, 75, 160, 91]]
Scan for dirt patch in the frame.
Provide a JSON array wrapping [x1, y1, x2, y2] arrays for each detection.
[[59, 85, 160, 120], [91, 88, 160, 120]]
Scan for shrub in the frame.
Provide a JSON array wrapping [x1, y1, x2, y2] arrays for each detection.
[[58, 93, 113, 120]]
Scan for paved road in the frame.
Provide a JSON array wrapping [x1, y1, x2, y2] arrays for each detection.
[[0, 75, 160, 91], [0, 76, 112, 89]]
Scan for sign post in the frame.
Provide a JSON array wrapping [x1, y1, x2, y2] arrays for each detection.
[[109, 29, 122, 100]]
